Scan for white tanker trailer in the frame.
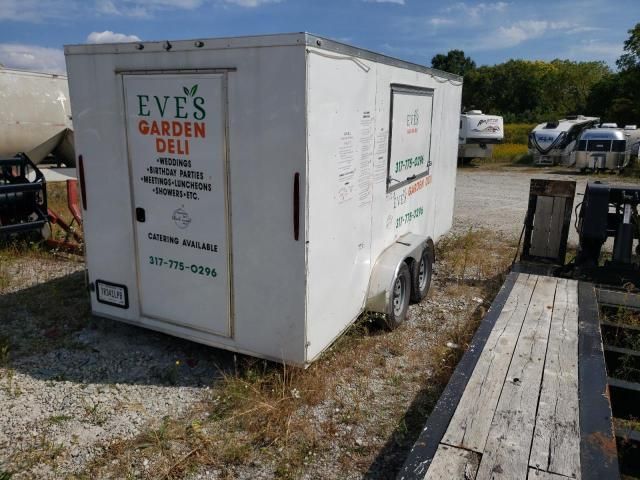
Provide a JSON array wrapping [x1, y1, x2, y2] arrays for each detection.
[[0, 66, 75, 166]]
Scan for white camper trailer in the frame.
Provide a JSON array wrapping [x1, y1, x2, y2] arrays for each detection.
[[64, 33, 462, 366], [529, 115, 600, 165], [458, 110, 503, 164], [575, 126, 640, 171]]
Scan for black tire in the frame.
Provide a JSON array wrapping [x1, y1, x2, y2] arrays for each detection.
[[385, 262, 411, 330], [410, 248, 433, 303]]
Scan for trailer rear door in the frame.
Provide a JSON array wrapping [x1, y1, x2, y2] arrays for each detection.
[[122, 73, 232, 337]]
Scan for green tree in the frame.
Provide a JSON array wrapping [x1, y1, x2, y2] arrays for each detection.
[[587, 22, 640, 125], [463, 59, 609, 122], [431, 50, 476, 77], [617, 23, 640, 71]]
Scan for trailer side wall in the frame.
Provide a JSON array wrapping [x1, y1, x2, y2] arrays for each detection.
[[305, 48, 461, 361]]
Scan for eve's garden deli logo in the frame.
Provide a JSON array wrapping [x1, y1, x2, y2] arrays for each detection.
[[135, 84, 207, 155], [406, 109, 420, 134], [137, 84, 206, 120]]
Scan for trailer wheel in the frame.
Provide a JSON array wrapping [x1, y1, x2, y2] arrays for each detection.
[[386, 262, 411, 329], [410, 249, 433, 303]]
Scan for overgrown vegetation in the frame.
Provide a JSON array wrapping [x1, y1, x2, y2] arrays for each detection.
[[0, 181, 82, 275], [602, 308, 640, 382], [468, 124, 534, 165], [492, 144, 530, 163], [503, 123, 536, 144], [66, 228, 514, 479]]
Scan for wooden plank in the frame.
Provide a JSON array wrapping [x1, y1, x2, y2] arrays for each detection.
[[596, 287, 640, 310], [529, 179, 576, 199], [475, 276, 558, 480], [424, 444, 480, 480], [398, 273, 522, 480], [442, 274, 538, 452], [530, 196, 553, 257], [529, 279, 580, 479], [528, 467, 572, 479], [546, 197, 566, 258], [557, 194, 574, 265], [578, 282, 620, 480]]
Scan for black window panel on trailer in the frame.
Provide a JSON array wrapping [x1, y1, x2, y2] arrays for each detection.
[[577, 140, 588, 151], [567, 126, 581, 144], [587, 140, 612, 152], [612, 140, 626, 152]]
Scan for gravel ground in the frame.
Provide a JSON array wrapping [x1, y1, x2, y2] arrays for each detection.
[[454, 166, 640, 246], [0, 256, 234, 478], [1, 166, 637, 478]]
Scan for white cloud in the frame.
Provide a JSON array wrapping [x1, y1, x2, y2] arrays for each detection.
[[414, 2, 508, 30], [429, 17, 454, 26], [445, 2, 509, 18], [473, 20, 571, 50], [577, 41, 622, 57], [96, 0, 282, 14], [0, 0, 280, 21], [96, 0, 147, 17], [0, 0, 72, 22], [222, 0, 281, 6], [87, 30, 141, 43], [0, 44, 66, 74], [363, 0, 405, 4], [95, 0, 204, 17], [566, 26, 604, 35]]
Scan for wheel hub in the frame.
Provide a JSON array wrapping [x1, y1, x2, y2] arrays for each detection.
[[418, 258, 427, 289], [393, 276, 405, 316]]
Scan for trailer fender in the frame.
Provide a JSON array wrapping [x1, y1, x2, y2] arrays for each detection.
[[366, 233, 431, 314]]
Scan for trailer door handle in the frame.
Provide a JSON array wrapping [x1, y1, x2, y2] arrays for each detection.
[[135, 207, 146, 223], [293, 172, 300, 241]]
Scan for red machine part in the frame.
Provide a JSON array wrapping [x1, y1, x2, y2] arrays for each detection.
[[46, 179, 83, 254]]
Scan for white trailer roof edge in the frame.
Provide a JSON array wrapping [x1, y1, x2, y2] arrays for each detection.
[[64, 32, 463, 83]]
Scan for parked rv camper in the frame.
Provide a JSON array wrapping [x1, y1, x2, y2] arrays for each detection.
[[575, 126, 640, 171], [0, 67, 75, 166], [64, 33, 462, 365], [458, 110, 503, 164], [529, 115, 600, 165]]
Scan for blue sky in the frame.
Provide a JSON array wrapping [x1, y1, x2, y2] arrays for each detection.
[[0, 0, 637, 74]]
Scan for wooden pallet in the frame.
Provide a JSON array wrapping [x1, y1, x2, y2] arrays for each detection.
[[399, 272, 619, 480]]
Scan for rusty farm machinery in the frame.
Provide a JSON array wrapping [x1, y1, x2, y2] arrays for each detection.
[[0, 153, 83, 254]]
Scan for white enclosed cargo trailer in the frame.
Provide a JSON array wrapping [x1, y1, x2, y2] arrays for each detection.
[[64, 33, 462, 366]]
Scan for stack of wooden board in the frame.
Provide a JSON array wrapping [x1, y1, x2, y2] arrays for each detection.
[[399, 272, 619, 480]]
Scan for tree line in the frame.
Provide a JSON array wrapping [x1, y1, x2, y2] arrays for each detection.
[[431, 23, 640, 126]]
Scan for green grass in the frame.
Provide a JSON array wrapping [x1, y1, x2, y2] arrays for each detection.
[[48, 415, 73, 425], [503, 123, 536, 144]]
